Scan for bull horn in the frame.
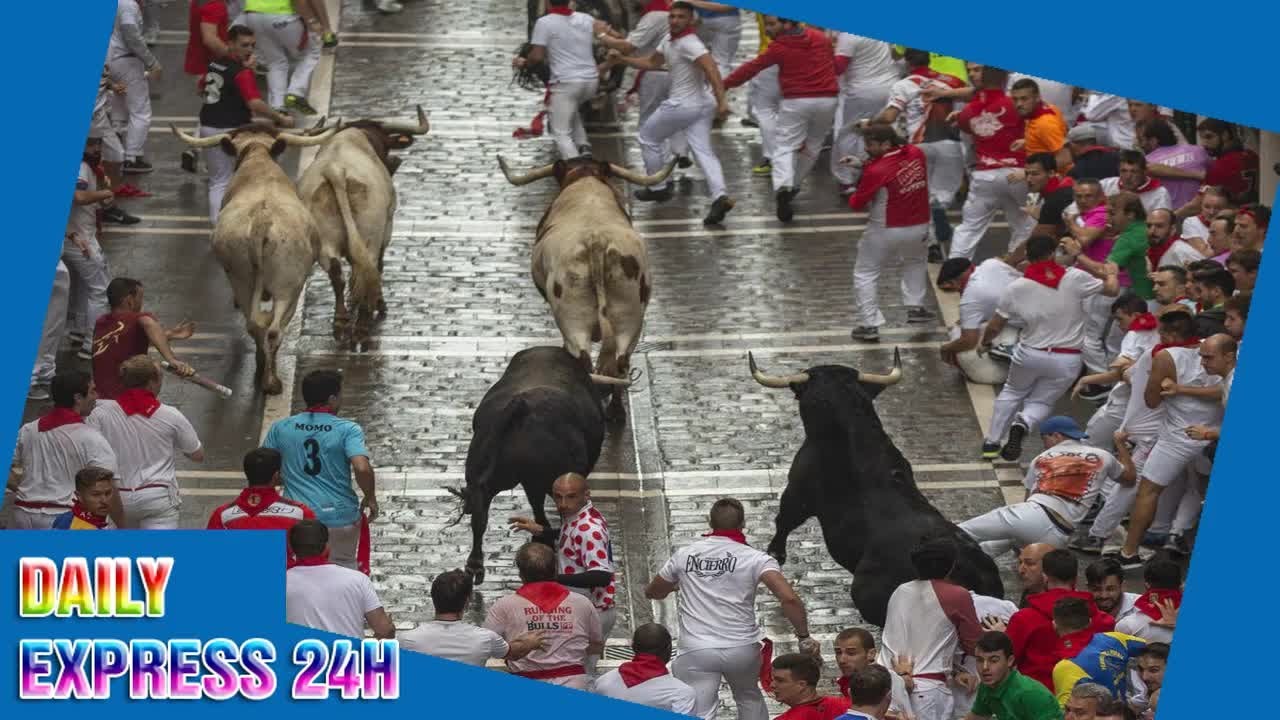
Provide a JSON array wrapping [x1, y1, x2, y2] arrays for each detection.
[[378, 104, 431, 135], [497, 154, 556, 186], [171, 124, 228, 148], [278, 125, 340, 146], [607, 158, 677, 187], [747, 352, 809, 389], [857, 347, 903, 386], [589, 373, 632, 387]]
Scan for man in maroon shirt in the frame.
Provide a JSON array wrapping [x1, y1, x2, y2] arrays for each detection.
[[723, 16, 838, 222], [846, 124, 934, 342], [1198, 119, 1259, 206], [92, 277, 195, 400], [945, 66, 1034, 260]]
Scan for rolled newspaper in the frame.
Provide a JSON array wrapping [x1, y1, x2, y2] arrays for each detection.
[[159, 361, 233, 399]]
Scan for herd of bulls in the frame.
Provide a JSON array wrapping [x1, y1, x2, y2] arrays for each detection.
[[176, 111, 1003, 627]]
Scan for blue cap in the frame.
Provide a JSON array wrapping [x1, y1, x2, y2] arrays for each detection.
[[1040, 416, 1087, 440]]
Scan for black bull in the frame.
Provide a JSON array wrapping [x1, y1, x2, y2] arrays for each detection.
[[749, 349, 1004, 627], [448, 346, 628, 584]]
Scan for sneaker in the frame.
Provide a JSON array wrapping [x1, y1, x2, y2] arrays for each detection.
[[181, 148, 199, 173], [740, 117, 760, 128], [703, 195, 735, 226], [102, 206, 141, 225], [927, 244, 945, 263], [1069, 535, 1105, 554], [633, 187, 673, 203], [988, 344, 1015, 362], [123, 158, 154, 174], [285, 94, 319, 115], [776, 187, 795, 223], [376, 0, 404, 13], [1077, 383, 1112, 402], [322, 32, 339, 49], [676, 155, 693, 169], [77, 343, 93, 361], [27, 385, 50, 402], [906, 307, 937, 324], [839, 183, 856, 197], [1000, 422, 1027, 461], [1140, 531, 1169, 549], [1106, 551, 1145, 570], [850, 326, 880, 342], [752, 160, 772, 175], [980, 441, 1001, 460], [1163, 533, 1191, 556]]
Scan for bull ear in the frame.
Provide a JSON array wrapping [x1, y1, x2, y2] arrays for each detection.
[[269, 138, 288, 158], [219, 137, 237, 157]]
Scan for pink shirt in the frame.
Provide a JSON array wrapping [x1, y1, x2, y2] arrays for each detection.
[[483, 589, 602, 679], [1147, 144, 1211, 210]]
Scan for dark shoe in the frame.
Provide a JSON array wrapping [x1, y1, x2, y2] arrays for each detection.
[[676, 155, 693, 169], [1069, 535, 1105, 554], [850, 326, 880, 342], [928, 244, 945, 263], [27, 385, 50, 402], [578, 144, 594, 158], [1105, 551, 1144, 570], [776, 187, 795, 222], [1163, 533, 1192, 556], [740, 117, 760, 128], [981, 441, 1001, 460], [907, 307, 937, 324], [1077, 383, 1112, 402], [703, 195, 735, 226], [102, 206, 140, 225], [633, 187, 672, 203], [1140, 531, 1170, 549], [286, 94, 319, 115], [181, 148, 198, 173], [1001, 422, 1027, 461], [123, 158, 153, 174]]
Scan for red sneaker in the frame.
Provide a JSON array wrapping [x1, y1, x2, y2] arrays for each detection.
[[115, 184, 152, 198]]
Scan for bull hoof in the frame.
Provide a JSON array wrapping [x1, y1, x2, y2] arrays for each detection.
[[767, 546, 788, 566], [604, 398, 628, 425], [465, 562, 486, 586], [262, 377, 284, 395], [376, 299, 388, 320]]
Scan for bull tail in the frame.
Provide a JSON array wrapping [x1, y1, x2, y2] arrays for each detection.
[[588, 240, 615, 370], [324, 165, 382, 315], [246, 213, 275, 335]]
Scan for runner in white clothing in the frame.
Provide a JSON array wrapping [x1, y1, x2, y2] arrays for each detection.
[[937, 256, 1022, 385], [86, 356, 204, 529], [521, 1, 601, 160], [646, 498, 819, 720], [978, 235, 1119, 461], [107, 0, 161, 173], [607, 2, 734, 225], [285, 520, 396, 639], [830, 33, 902, 191], [592, 624, 698, 715], [398, 570, 544, 667]]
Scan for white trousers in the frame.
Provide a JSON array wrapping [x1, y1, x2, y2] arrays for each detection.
[[910, 682, 956, 720], [242, 13, 320, 108], [920, 140, 966, 207], [831, 87, 893, 185], [33, 261, 71, 386], [853, 223, 930, 328], [1089, 434, 1153, 541], [200, 125, 238, 225], [673, 643, 767, 720], [639, 98, 727, 199], [696, 14, 742, 78], [547, 79, 599, 159], [107, 55, 151, 160], [119, 485, 180, 530], [1085, 395, 1126, 453], [952, 323, 1017, 385], [747, 66, 781, 161], [960, 502, 1071, 558], [636, 71, 687, 157], [772, 96, 838, 192], [9, 508, 61, 530], [327, 521, 361, 570], [585, 606, 617, 677], [1143, 435, 1208, 487], [986, 346, 1081, 444], [948, 169, 1034, 259], [61, 235, 110, 339]]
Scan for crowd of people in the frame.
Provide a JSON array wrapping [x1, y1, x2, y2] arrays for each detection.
[[6, 2, 1268, 720]]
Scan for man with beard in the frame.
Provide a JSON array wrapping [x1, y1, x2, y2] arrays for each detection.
[[1082, 558, 1139, 624], [1145, 209, 1203, 270], [1021, 153, 1075, 239]]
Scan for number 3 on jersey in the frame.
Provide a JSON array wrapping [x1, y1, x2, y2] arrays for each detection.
[[202, 72, 224, 105], [303, 438, 323, 476]]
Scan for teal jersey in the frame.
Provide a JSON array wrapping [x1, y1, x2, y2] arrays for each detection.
[[263, 410, 369, 528]]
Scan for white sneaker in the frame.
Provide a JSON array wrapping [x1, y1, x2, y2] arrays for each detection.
[[376, 0, 403, 12], [27, 385, 50, 401]]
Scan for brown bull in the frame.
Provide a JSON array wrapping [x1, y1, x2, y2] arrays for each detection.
[[297, 106, 431, 350], [172, 122, 338, 394], [497, 155, 673, 420]]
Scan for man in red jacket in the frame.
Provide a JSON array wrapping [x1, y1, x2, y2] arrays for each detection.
[[846, 123, 935, 342], [1002, 549, 1114, 690], [946, 65, 1035, 260], [207, 448, 315, 566], [723, 16, 838, 222], [770, 653, 851, 720]]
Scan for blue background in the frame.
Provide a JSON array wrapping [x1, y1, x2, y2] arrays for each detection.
[[2, 0, 1273, 716]]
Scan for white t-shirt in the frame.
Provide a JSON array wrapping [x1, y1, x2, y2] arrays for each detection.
[[958, 259, 1021, 330], [66, 162, 99, 245], [285, 563, 383, 639], [1098, 177, 1172, 213], [1083, 93, 1135, 149], [1116, 611, 1173, 644], [1157, 239, 1206, 268], [398, 620, 508, 667], [13, 420, 117, 513], [592, 669, 698, 715], [87, 400, 202, 490], [1161, 346, 1222, 434], [1105, 329, 1160, 410], [1181, 215, 1211, 242], [530, 12, 599, 83], [834, 33, 901, 94], [1222, 368, 1234, 408], [107, 0, 144, 62], [659, 33, 713, 104], [1112, 591, 1142, 624], [658, 535, 781, 652], [1121, 352, 1164, 439], [1024, 440, 1123, 524], [994, 267, 1103, 350], [626, 11, 669, 58]]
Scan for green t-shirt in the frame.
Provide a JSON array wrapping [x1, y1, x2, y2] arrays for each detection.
[[971, 669, 1063, 720], [1107, 220, 1155, 300]]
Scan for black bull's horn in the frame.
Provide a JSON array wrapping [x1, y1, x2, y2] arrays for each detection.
[[747, 347, 903, 388]]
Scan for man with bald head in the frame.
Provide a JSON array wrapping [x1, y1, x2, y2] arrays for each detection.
[[510, 472, 616, 674], [484, 542, 604, 689], [592, 623, 696, 713], [1016, 543, 1054, 606]]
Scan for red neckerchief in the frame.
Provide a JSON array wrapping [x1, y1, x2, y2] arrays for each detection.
[[517, 581, 571, 613], [71, 501, 110, 529], [1043, 175, 1074, 194], [705, 529, 749, 544], [1128, 313, 1158, 332], [234, 485, 282, 517], [38, 407, 84, 433], [293, 549, 331, 567], [618, 653, 670, 688], [1023, 260, 1065, 289], [306, 405, 334, 414], [1147, 234, 1178, 270], [1133, 176, 1162, 193], [1151, 337, 1201, 358], [1135, 588, 1182, 620], [1026, 102, 1056, 121], [545, 5, 573, 16], [1079, 145, 1114, 156], [670, 27, 697, 40], [642, 0, 669, 13], [116, 388, 161, 418], [837, 675, 851, 699]]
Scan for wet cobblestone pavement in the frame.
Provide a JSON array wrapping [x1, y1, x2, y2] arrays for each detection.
[[6, 1, 1121, 711]]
